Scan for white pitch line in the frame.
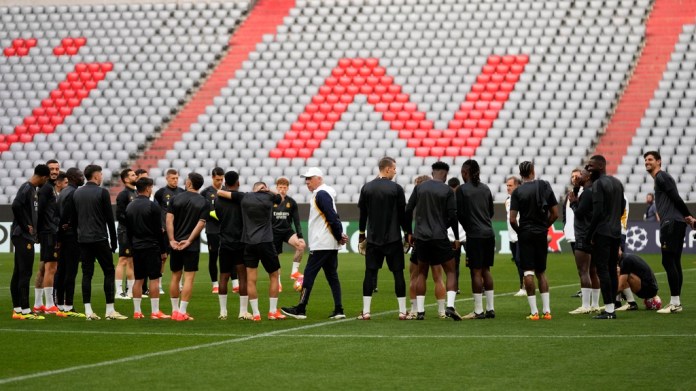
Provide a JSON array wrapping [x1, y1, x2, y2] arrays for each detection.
[[274, 333, 696, 339], [1, 270, 694, 385]]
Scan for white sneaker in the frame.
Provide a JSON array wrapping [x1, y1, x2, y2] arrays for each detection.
[[238, 312, 253, 320], [218, 313, 228, 320], [159, 288, 165, 294], [590, 306, 601, 313], [657, 304, 682, 314], [514, 289, 526, 297], [105, 311, 128, 320], [568, 306, 591, 315], [85, 313, 101, 321], [115, 292, 130, 300], [438, 311, 446, 319]]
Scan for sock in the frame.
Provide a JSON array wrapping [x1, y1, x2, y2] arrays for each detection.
[[22, 308, 31, 315], [446, 290, 456, 307], [14, 306, 21, 313], [250, 299, 260, 316], [591, 289, 600, 308], [115, 278, 123, 295], [84, 303, 93, 316], [58, 304, 65, 311], [411, 299, 417, 313], [484, 290, 494, 311], [278, 274, 282, 284], [239, 295, 249, 316], [292, 262, 300, 274], [213, 281, 219, 288], [541, 292, 550, 314], [473, 293, 483, 314], [416, 295, 425, 312], [581, 288, 591, 308], [232, 279, 239, 289], [623, 288, 635, 303], [159, 278, 164, 291], [270, 297, 278, 313], [179, 301, 188, 315], [44, 287, 55, 308], [605, 303, 615, 313], [671, 296, 681, 306], [151, 298, 160, 314], [397, 297, 406, 313], [127, 279, 135, 295], [105, 303, 114, 314], [34, 288, 43, 307], [64, 305, 73, 311], [527, 295, 538, 315], [133, 298, 142, 313], [362, 296, 372, 314], [171, 298, 179, 313], [437, 299, 445, 314], [219, 294, 228, 315]]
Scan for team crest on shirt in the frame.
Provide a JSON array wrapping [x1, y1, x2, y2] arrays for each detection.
[[274, 204, 278, 208], [53, 251, 59, 258], [125, 249, 130, 255], [27, 243, 32, 250], [286, 202, 291, 208]]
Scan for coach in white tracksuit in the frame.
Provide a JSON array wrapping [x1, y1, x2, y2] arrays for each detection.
[[281, 167, 348, 320]]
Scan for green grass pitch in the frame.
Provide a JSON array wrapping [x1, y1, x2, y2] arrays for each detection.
[[0, 251, 695, 390]]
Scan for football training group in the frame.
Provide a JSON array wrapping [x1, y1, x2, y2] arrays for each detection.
[[9, 151, 695, 322]]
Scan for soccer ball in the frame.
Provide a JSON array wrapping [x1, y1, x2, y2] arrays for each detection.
[[293, 275, 304, 292], [644, 295, 662, 310]]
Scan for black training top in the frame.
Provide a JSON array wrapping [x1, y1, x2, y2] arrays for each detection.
[[57, 184, 78, 240], [73, 182, 117, 245], [571, 187, 593, 243], [358, 177, 409, 245], [510, 180, 558, 235], [456, 181, 494, 239], [241, 191, 282, 245], [167, 191, 208, 252], [125, 195, 166, 252], [115, 186, 137, 234], [11, 181, 38, 242], [200, 186, 221, 234], [37, 180, 59, 235], [654, 170, 691, 225], [215, 189, 245, 247], [154, 185, 185, 226], [272, 195, 303, 238], [587, 174, 624, 240], [620, 254, 658, 290], [406, 179, 458, 241]]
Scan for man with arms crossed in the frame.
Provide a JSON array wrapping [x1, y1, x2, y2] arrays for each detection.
[[282, 168, 348, 320], [644, 151, 695, 313], [167, 172, 208, 321], [357, 157, 410, 320], [201, 167, 225, 294], [126, 177, 170, 319], [510, 161, 559, 320], [457, 159, 496, 319], [73, 165, 124, 320], [11, 165, 50, 320], [405, 161, 462, 321], [585, 155, 625, 320]]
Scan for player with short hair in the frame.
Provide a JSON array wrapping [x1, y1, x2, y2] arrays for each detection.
[[273, 177, 306, 284], [585, 155, 625, 320], [11, 164, 50, 320], [505, 176, 525, 297], [155, 169, 185, 292], [55, 168, 86, 318], [567, 169, 601, 314], [405, 161, 462, 321], [73, 164, 124, 320], [446, 177, 465, 294], [282, 167, 348, 320], [457, 159, 496, 320], [644, 151, 695, 313], [564, 169, 582, 299], [510, 161, 559, 320], [115, 168, 137, 300], [166, 172, 208, 321], [33, 159, 61, 315], [616, 251, 659, 311], [356, 157, 410, 320], [214, 171, 251, 320], [406, 175, 447, 319], [201, 167, 225, 294], [126, 177, 170, 319]]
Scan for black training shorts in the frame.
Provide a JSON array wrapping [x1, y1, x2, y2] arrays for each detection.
[[366, 241, 405, 272], [465, 237, 495, 269], [414, 239, 453, 265], [219, 243, 245, 274], [133, 248, 163, 280], [518, 231, 548, 273], [244, 242, 280, 273], [118, 231, 132, 258], [39, 232, 57, 262], [170, 250, 200, 272]]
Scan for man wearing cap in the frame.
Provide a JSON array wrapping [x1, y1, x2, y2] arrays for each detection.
[[282, 167, 348, 320]]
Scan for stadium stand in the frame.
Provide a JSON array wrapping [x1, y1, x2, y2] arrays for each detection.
[[2, 0, 695, 205]]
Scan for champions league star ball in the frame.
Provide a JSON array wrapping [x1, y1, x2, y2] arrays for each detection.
[[293, 275, 304, 292], [644, 295, 662, 310]]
